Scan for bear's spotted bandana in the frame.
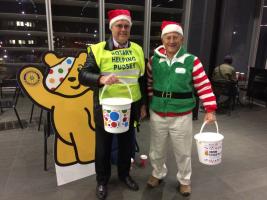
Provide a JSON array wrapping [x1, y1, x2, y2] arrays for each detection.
[[45, 57, 75, 90]]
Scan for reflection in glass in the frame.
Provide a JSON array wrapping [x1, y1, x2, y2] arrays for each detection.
[[51, 1, 99, 56], [152, 0, 183, 8], [0, 0, 186, 78], [0, 0, 47, 78], [106, 0, 144, 6]]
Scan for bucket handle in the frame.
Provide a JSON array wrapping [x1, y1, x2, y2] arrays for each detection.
[[99, 78, 133, 104], [199, 121, 219, 134]]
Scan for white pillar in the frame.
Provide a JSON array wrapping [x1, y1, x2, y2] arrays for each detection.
[[143, 0, 152, 58], [45, 0, 54, 50], [182, 0, 192, 49], [99, 0, 105, 42]]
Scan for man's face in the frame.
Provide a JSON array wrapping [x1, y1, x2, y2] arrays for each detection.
[[162, 32, 183, 55], [111, 20, 131, 44]]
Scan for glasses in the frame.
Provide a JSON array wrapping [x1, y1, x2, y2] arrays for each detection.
[[114, 24, 130, 29]]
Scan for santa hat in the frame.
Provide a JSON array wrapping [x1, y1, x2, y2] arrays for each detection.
[[161, 21, 183, 38], [108, 9, 132, 29], [45, 57, 75, 90]]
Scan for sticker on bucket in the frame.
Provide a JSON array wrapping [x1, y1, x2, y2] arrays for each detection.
[[102, 98, 131, 133], [194, 121, 224, 165], [100, 80, 133, 134]]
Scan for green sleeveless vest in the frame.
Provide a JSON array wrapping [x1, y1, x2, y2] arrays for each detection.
[[89, 41, 145, 102], [150, 47, 196, 113]]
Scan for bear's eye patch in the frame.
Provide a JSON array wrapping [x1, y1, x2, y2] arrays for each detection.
[[68, 77, 76, 82]]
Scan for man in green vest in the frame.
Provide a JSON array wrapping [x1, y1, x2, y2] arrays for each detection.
[[146, 21, 217, 196], [79, 9, 146, 200]]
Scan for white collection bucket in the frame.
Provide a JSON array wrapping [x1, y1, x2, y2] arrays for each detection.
[[100, 80, 133, 134], [194, 121, 224, 165]]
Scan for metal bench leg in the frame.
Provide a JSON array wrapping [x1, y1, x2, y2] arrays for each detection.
[[14, 107, 23, 129], [44, 123, 48, 171], [29, 104, 35, 123], [38, 109, 43, 131], [0, 101, 3, 113]]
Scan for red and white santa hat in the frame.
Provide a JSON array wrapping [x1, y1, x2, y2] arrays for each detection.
[[108, 9, 132, 29], [161, 21, 183, 38], [45, 57, 75, 90]]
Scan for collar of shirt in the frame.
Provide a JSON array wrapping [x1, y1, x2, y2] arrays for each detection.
[[164, 46, 181, 66], [113, 38, 128, 49]]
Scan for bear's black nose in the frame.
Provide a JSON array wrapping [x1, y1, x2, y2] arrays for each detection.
[[68, 77, 76, 82]]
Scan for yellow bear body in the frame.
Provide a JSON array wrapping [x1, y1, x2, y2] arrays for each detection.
[[17, 52, 95, 166]]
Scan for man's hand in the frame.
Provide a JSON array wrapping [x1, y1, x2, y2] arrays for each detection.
[[204, 112, 216, 124], [140, 105, 147, 120], [99, 74, 119, 85]]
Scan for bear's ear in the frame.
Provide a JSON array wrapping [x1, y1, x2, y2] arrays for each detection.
[[43, 52, 65, 68]]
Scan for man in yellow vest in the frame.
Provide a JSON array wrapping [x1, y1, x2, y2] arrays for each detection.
[[79, 9, 146, 200]]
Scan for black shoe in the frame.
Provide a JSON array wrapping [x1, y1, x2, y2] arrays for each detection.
[[96, 184, 107, 200], [121, 176, 139, 191]]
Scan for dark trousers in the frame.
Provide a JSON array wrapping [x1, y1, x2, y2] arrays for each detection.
[[94, 103, 136, 185]]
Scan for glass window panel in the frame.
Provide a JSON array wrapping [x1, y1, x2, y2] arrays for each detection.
[[262, 8, 267, 24], [0, 1, 46, 14], [230, 1, 258, 72], [152, 0, 183, 8], [0, 0, 47, 79], [151, 12, 182, 22], [51, 0, 99, 56], [255, 2, 267, 68], [105, 0, 144, 6], [104, 2, 144, 47]]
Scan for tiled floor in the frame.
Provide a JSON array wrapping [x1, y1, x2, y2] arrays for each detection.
[[1, 96, 267, 200]]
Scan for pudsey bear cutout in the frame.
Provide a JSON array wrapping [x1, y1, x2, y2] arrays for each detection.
[[17, 51, 95, 168]]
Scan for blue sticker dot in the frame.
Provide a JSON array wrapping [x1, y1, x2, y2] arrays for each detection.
[[110, 112, 119, 121], [124, 122, 129, 127], [66, 58, 72, 64]]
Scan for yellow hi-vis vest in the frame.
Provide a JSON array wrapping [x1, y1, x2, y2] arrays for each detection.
[[89, 41, 145, 102]]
